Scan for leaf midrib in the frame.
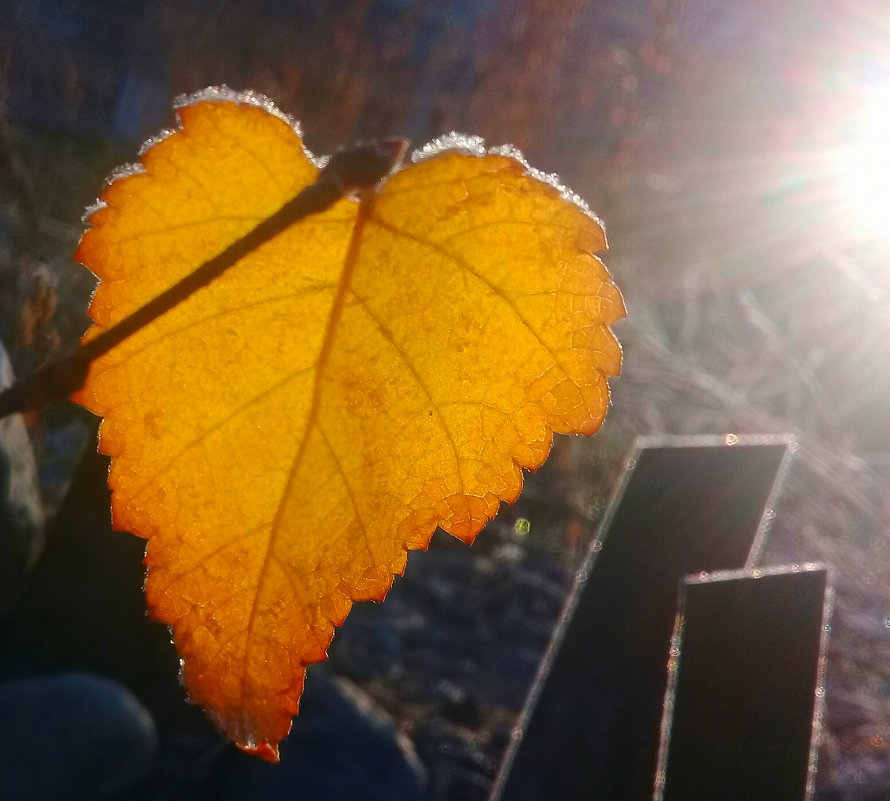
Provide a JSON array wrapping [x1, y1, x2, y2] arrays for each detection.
[[238, 192, 373, 712]]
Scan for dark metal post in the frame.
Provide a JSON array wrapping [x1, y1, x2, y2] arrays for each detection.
[[655, 566, 830, 801], [491, 436, 793, 801]]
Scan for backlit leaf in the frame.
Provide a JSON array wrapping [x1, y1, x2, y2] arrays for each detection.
[[74, 88, 624, 760]]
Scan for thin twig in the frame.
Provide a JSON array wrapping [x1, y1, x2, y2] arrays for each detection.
[[0, 137, 408, 420]]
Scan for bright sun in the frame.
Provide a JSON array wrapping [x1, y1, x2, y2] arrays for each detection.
[[842, 91, 890, 237]]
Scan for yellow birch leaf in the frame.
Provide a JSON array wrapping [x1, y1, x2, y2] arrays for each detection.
[[73, 88, 624, 761]]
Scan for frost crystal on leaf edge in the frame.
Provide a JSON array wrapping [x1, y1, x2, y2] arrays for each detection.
[[412, 132, 602, 227], [81, 92, 603, 236], [81, 86, 327, 230]]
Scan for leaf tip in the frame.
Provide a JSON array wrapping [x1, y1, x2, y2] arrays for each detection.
[[238, 739, 280, 763]]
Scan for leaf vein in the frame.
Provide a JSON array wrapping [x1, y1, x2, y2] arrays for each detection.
[[369, 217, 581, 405], [93, 284, 335, 375], [129, 363, 314, 500], [271, 555, 329, 656], [238, 193, 371, 708], [156, 520, 272, 599], [348, 291, 470, 512], [316, 423, 376, 570]]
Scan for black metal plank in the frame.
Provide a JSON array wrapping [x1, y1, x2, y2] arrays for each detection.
[[656, 567, 830, 801], [491, 437, 792, 801]]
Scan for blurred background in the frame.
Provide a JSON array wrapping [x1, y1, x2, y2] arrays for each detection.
[[2, 0, 890, 799]]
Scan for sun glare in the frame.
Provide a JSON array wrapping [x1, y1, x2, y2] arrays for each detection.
[[842, 90, 890, 237]]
